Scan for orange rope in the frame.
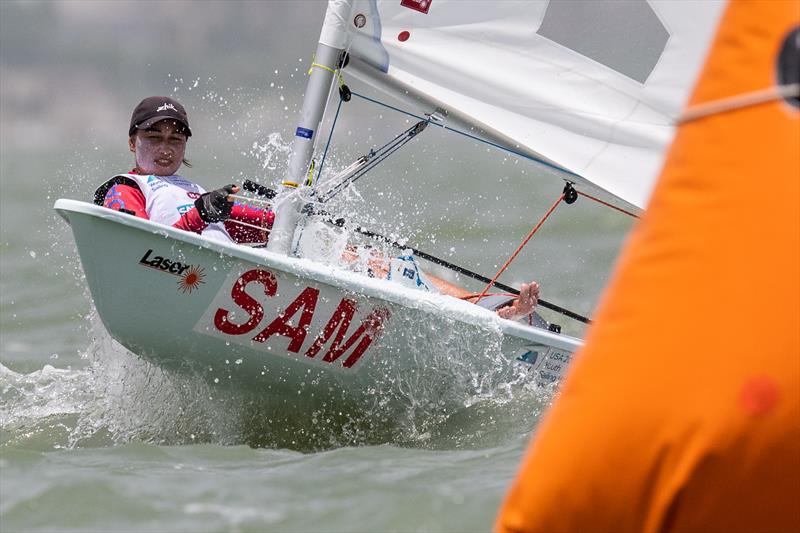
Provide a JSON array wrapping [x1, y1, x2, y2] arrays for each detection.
[[464, 292, 533, 324], [460, 292, 517, 302], [476, 193, 565, 304], [576, 190, 640, 219]]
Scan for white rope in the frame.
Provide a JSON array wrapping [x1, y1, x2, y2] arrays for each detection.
[[226, 218, 271, 233], [229, 194, 271, 207], [678, 83, 800, 124]]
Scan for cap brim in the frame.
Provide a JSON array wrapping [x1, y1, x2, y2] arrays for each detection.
[[136, 115, 192, 136]]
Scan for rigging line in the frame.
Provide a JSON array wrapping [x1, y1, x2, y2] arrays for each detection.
[[317, 157, 367, 195], [236, 177, 589, 321], [678, 83, 800, 124], [371, 120, 426, 155], [331, 135, 412, 188], [225, 218, 271, 233], [317, 121, 423, 201], [316, 93, 345, 184], [352, 91, 641, 222], [316, 158, 366, 197], [476, 193, 565, 304], [308, 62, 336, 75], [348, 223, 590, 324], [350, 91, 583, 180], [310, 51, 351, 186], [576, 190, 639, 219], [320, 142, 408, 202], [229, 194, 271, 207], [319, 124, 423, 202]]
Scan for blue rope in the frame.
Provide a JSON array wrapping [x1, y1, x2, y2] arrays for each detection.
[[350, 91, 582, 180], [316, 94, 345, 183]]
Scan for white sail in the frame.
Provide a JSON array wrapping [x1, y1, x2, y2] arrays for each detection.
[[340, 0, 726, 212]]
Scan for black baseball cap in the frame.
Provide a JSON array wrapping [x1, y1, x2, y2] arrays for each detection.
[[129, 96, 192, 137]]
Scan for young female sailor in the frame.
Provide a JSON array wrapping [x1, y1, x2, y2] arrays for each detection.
[[94, 96, 271, 244], [97, 96, 540, 321]]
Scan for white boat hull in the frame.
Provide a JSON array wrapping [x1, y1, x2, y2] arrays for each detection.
[[55, 200, 581, 407]]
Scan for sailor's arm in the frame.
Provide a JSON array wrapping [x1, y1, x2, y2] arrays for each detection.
[[426, 273, 540, 319]]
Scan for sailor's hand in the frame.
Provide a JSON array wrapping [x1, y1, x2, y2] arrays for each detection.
[[497, 281, 539, 320], [195, 184, 239, 223]]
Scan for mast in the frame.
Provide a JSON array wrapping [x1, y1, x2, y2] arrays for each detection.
[[267, 0, 353, 255]]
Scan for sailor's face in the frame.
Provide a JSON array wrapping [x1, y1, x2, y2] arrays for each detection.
[[129, 120, 187, 176]]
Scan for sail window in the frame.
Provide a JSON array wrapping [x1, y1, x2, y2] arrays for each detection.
[[536, 0, 669, 84]]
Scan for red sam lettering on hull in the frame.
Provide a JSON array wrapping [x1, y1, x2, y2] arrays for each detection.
[[252, 287, 319, 352], [305, 299, 390, 368], [214, 269, 276, 334], [211, 268, 391, 369]]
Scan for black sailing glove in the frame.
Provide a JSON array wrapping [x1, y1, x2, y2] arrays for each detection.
[[194, 184, 237, 223]]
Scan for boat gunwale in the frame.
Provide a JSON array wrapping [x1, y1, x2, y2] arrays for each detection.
[[54, 198, 582, 352]]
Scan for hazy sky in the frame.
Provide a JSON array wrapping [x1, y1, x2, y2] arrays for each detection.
[[1, 0, 329, 151]]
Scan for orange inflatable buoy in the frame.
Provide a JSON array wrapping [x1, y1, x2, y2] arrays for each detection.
[[496, 1, 800, 532]]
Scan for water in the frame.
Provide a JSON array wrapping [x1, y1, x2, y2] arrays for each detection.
[[1, 440, 530, 532], [0, 5, 634, 529], [1, 139, 631, 530]]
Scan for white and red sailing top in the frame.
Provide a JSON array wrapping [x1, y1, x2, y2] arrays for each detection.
[[95, 170, 273, 243]]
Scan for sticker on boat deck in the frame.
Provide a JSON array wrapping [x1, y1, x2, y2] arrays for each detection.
[[138, 249, 205, 294], [295, 127, 314, 139], [514, 345, 573, 387], [194, 266, 391, 371], [401, 0, 432, 15]]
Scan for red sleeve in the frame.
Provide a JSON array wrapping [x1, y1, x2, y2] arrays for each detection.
[[173, 207, 207, 233], [102, 182, 207, 234], [225, 203, 274, 243], [102, 184, 147, 218]]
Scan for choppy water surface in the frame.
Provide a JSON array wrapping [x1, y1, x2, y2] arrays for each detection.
[[1, 75, 633, 530], [1, 312, 556, 531]]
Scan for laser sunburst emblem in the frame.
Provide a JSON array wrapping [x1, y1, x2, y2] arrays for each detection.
[[178, 266, 206, 294]]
